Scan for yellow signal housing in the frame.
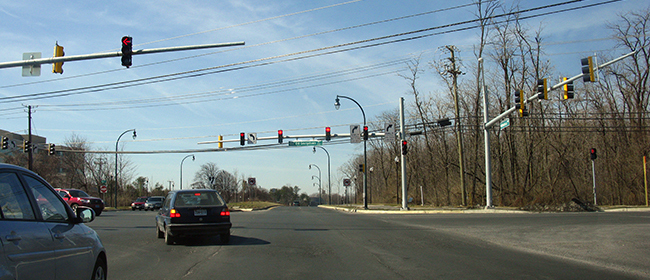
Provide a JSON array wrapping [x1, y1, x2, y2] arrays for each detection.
[[53, 43, 64, 74], [218, 135, 223, 149]]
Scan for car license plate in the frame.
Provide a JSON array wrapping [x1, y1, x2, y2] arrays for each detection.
[[95, 205, 101, 208], [194, 209, 207, 216]]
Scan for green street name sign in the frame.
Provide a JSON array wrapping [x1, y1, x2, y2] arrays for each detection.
[[288, 140, 323, 147], [500, 118, 510, 130]]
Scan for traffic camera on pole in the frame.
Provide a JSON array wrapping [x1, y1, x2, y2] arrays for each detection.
[[278, 130, 283, 144], [52, 43, 64, 74], [563, 77, 574, 99], [121, 36, 133, 68], [537, 78, 548, 100], [581, 56, 595, 82], [239, 133, 245, 146], [325, 127, 331, 141]]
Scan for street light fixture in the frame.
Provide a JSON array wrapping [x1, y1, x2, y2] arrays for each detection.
[[309, 164, 322, 205], [313, 146, 332, 205], [334, 94, 368, 209], [180, 154, 195, 190], [115, 129, 136, 209]]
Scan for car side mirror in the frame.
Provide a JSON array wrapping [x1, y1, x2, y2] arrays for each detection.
[[75, 207, 95, 223]]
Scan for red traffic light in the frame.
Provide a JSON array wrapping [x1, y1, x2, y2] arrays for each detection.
[[401, 140, 408, 155], [240, 132, 245, 146], [363, 126, 369, 141], [325, 127, 331, 141], [278, 130, 283, 144], [121, 36, 133, 68], [590, 148, 597, 160]]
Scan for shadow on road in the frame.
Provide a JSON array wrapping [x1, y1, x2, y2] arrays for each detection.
[[177, 235, 270, 247]]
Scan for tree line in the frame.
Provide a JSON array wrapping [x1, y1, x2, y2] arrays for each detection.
[[339, 4, 650, 207]]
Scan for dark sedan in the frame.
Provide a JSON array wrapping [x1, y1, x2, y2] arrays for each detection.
[[155, 189, 231, 245]]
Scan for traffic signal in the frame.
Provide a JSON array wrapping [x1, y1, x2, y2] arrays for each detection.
[[218, 135, 223, 149], [515, 90, 528, 117], [52, 43, 64, 74], [581, 56, 595, 82], [437, 118, 452, 127], [590, 148, 597, 160], [563, 77, 574, 99], [325, 127, 331, 141], [537, 78, 548, 100], [1, 136, 8, 149], [401, 140, 408, 155], [48, 143, 56, 155], [363, 126, 369, 141], [22, 140, 30, 153], [358, 164, 364, 172], [278, 130, 283, 144], [121, 36, 133, 68], [240, 132, 245, 146]]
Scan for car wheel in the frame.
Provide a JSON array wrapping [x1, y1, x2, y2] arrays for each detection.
[[156, 223, 164, 239], [220, 232, 230, 244], [95, 210, 102, 216], [91, 257, 107, 280], [164, 226, 174, 245], [71, 204, 78, 212]]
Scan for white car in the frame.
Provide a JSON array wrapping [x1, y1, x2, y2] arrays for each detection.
[[0, 163, 107, 280]]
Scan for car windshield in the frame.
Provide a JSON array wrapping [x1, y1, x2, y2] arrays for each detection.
[[69, 190, 90, 197], [174, 192, 224, 207], [148, 197, 163, 202], [136, 197, 147, 202]]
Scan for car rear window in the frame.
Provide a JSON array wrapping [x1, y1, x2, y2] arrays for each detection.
[[69, 190, 90, 197], [174, 192, 224, 207]]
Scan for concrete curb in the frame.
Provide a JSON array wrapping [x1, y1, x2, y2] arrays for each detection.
[[318, 205, 650, 214]]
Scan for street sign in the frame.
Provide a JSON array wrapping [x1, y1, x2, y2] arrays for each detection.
[[248, 133, 257, 144], [100, 185, 107, 193], [343, 179, 351, 186], [350, 125, 361, 143], [248, 177, 256, 186], [22, 52, 41, 76], [384, 123, 395, 142], [288, 140, 322, 147], [500, 118, 510, 130]]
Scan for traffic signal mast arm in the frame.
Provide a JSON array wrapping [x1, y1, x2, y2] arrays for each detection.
[[484, 50, 638, 129], [197, 132, 388, 145], [0, 41, 245, 69]]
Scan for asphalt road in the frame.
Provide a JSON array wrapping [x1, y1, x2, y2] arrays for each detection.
[[89, 207, 650, 279]]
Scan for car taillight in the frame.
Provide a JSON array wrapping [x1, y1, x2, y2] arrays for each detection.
[[220, 208, 230, 216], [170, 209, 181, 218]]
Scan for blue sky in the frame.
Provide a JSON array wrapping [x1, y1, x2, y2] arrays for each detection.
[[0, 0, 644, 196]]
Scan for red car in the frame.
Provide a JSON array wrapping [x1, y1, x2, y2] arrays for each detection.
[[56, 188, 105, 216], [131, 196, 149, 210]]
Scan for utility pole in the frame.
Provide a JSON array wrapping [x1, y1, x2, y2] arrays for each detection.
[[446, 45, 466, 206], [26, 105, 33, 170]]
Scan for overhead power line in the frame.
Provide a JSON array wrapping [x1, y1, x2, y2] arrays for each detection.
[[0, 0, 614, 105]]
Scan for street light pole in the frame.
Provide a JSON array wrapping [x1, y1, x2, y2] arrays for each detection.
[[313, 146, 331, 205], [115, 129, 136, 209], [180, 154, 195, 190], [309, 164, 322, 205], [335, 95, 368, 209]]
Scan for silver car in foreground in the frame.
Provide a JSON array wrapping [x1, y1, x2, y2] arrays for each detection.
[[0, 163, 107, 280]]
